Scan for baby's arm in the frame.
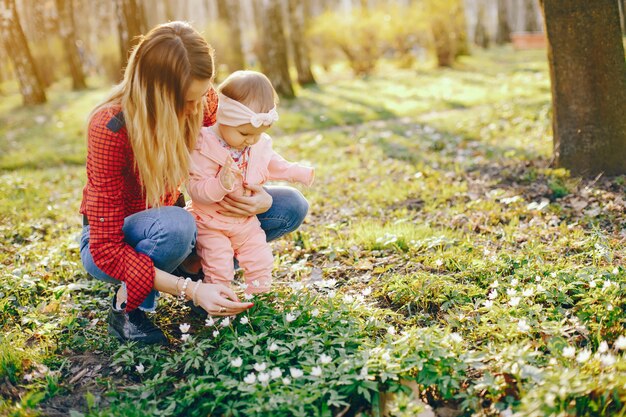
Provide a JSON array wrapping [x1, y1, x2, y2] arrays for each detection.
[[267, 150, 315, 186], [187, 153, 238, 204]]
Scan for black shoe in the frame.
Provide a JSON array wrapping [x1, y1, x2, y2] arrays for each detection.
[[171, 265, 204, 281], [108, 305, 169, 345]]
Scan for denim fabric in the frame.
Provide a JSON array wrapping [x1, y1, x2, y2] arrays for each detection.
[[80, 206, 197, 311], [259, 186, 309, 242], [80, 186, 309, 310]]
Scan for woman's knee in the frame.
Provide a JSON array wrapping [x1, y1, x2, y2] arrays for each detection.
[[161, 207, 197, 249], [284, 189, 309, 231]]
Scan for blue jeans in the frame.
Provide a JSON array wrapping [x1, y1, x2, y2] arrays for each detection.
[[80, 186, 309, 311]]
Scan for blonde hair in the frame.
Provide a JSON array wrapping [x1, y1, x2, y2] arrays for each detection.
[[89, 21, 214, 207], [218, 71, 278, 113]]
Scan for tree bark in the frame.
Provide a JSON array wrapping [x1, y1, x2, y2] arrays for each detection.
[[115, 0, 147, 66], [524, 0, 540, 32], [0, 0, 47, 105], [453, 0, 470, 56], [541, 0, 626, 176], [55, 0, 88, 90], [287, 0, 316, 85], [254, 0, 294, 98], [216, 0, 245, 71], [619, 0, 626, 36], [496, 0, 512, 44], [474, 1, 490, 48]]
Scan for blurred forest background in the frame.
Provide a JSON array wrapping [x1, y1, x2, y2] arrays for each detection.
[[3, 0, 612, 102]]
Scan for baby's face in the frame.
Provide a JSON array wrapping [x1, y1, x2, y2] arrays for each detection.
[[218, 123, 271, 150]]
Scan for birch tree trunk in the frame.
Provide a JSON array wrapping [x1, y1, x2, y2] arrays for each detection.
[[55, 0, 87, 90], [0, 0, 47, 105], [116, 0, 147, 65], [496, 0, 512, 44], [541, 0, 626, 175], [254, 0, 294, 98], [287, 0, 316, 85], [216, 0, 245, 71]]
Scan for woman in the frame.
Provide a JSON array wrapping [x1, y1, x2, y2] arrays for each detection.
[[79, 21, 309, 345]]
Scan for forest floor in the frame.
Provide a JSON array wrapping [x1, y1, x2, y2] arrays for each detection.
[[2, 48, 626, 417]]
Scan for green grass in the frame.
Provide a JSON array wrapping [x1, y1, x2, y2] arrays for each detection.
[[2, 47, 626, 416]]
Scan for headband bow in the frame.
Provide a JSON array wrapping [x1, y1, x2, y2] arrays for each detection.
[[217, 93, 279, 128]]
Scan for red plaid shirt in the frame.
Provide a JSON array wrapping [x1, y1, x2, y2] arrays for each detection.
[[80, 89, 218, 311]]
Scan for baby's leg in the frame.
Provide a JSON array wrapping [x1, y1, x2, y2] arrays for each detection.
[[196, 226, 235, 287], [232, 220, 273, 293]]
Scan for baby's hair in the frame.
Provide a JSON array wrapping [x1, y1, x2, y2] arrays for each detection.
[[218, 71, 278, 113]]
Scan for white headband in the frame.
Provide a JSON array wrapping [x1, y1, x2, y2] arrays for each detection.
[[217, 93, 279, 128]]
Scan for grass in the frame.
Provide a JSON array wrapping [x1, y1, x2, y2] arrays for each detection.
[[2, 47, 626, 416]]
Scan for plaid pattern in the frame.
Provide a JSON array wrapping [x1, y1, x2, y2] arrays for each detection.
[[80, 89, 218, 311]]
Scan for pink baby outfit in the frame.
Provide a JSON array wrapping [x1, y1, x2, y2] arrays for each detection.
[[186, 126, 314, 292]]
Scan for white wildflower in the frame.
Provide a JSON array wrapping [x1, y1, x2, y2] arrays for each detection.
[[362, 287, 372, 296], [550, 272, 557, 278], [488, 289, 498, 300], [220, 317, 231, 327], [535, 275, 542, 282], [511, 279, 519, 286], [607, 304, 614, 311], [240, 316, 249, 325], [270, 368, 282, 379], [508, 297, 521, 307], [576, 349, 591, 363], [254, 362, 267, 372], [205, 317, 215, 326], [212, 330, 220, 338], [327, 290, 336, 299], [491, 280, 500, 288], [517, 319, 530, 332], [244, 373, 256, 384], [449, 333, 463, 343], [181, 334, 191, 342], [286, 312, 297, 322], [269, 342, 279, 352], [343, 294, 355, 304], [522, 287, 534, 297], [536, 284, 545, 292], [506, 288, 517, 297], [382, 351, 391, 361], [319, 354, 332, 364], [603, 280, 613, 290], [135, 364, 145, 374], [311, 366, 323, 377], [290, 368, 304, 378], [258, 372, 270, 383], [589, 280, 597, 288], [562, 346, 576, 358], [387, 326, 396, 335], [311, 308, 320, 317], [601, 354, 616, 367], [435, 259, 444, 267], [282, 377, 291, 385], [549, 358, 557, 365], [613, 267, 619, 275], [599, 341, 609, 353], [615, 335, 626, 350], [244, 293, 254, 300], [179, 323, 191, 334], [231, 357, 243, 367]]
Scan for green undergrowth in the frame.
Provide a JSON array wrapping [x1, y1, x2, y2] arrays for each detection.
[[2, 48, 626, 416]]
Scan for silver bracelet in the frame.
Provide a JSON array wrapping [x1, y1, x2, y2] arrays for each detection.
[[178, 277, 192, 301], [191, 280, 202, 306]]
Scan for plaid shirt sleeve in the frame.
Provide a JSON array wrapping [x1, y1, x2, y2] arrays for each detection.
[[84, 108, 155, 312], [203, 88, 218, 127]]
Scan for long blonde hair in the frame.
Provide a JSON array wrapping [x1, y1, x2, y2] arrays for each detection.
[[89, 21, 214, 207]]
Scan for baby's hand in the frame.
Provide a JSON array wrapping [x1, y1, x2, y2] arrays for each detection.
[[219, 157, 237, 190]]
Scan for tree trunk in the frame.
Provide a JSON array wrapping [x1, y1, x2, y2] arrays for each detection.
[[496, 0, 512, 44], [115, 0, 147, 66], [619, 0, 626, 36], [254, 0, 294, 98], [524, 0, 540, 32], [0, 0, 47, 105], [474, 1, 490, 48], [287, 0, 316, 85], [216, 0, 245, 71], [541, 0, 626, 176], [453, 0, 470, 56], [55, 0, 88, 90]]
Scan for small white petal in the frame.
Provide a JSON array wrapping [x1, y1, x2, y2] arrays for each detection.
[[576, 349, 591, 363], [599, 341, 609, 353], [258, 372, 270, 383], [562, 346, 576, 358], [244, 373, 256, 384], [135, 364, 145, 374], [615, 335, 626, 350], [179, 323, 191, 334], [270, 368, 282, 379], [282, 377, 291, 385], [205, 317, 215, 326], [319, 354, 332, 364], [213, 330, 220, 337], [240, 316, 249, 325], [231, 357, 243, 367], [311, 309, 320, 317], [311, 366, 323, 377], [254, 362, 267, 372], [290, 368, 304, 378], [269, 342, 279, 352], [181, 334, 191, 342]]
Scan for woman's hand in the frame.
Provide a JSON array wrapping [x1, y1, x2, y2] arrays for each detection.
[[217, 184, 272, 218], [195, 282, 253, 316]]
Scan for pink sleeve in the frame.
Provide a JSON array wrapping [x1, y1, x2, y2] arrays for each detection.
[[187, 150, 235, 205], [267, 150, 315, 186]]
